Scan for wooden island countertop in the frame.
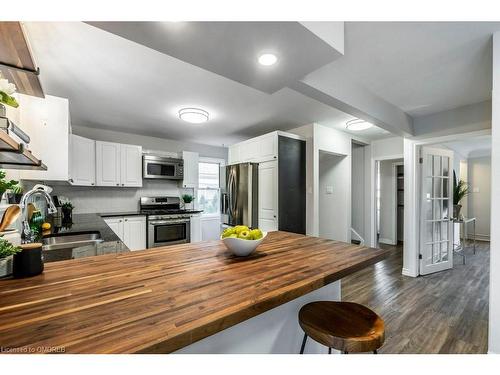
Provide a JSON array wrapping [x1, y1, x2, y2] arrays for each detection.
[[0, 231, 389, 354]]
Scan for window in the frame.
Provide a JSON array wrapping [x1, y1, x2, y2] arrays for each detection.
[[198, 161, 221, 215]]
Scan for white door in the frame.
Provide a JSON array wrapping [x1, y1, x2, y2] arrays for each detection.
[[70, 134, 96, 186], [419, 147, 454, 275], [258, 160, 278, 232], [122, 216, 146, 250], [103, 217, 124, 240], [96, 141, 121, 187], [120, 144, 143, 187]]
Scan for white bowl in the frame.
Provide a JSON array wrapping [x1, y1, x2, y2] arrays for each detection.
[[221, 232, 268, 257]]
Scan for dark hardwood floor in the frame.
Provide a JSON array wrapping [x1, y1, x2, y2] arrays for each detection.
[[342, 241, 490, 353]]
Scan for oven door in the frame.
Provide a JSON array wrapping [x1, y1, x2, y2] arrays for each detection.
[[148, 219, 191, 248]]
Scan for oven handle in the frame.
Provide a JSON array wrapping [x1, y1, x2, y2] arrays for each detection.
[[149, 220, 190, 225]]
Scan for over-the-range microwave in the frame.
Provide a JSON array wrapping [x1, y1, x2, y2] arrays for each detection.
[[143, 155, 184, 180]]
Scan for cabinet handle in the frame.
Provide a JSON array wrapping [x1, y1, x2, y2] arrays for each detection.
[[118, 220, 122, 222], [125, 219, 128, 221], [116, 183, 119, 186], [91, 183, 94, 186], [69, 178, 73, 183], [122, 183, 124, 186]]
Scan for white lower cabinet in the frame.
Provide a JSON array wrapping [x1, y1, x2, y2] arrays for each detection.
[[190, 214, 202, 243], [258, 160, 278, 232], [103, 215, 146, 251]]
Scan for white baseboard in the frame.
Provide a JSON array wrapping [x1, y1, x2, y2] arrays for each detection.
[[402, 268, 418, 277], [379, 237, 396, 245], [472, 234, 490, 242]]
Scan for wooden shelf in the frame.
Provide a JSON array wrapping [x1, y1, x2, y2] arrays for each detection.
[[0, 22, 44, 98], [0, 130, 46, 170]]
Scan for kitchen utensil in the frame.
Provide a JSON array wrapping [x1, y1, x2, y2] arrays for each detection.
[[27, 203, 36, 221], [0, 205, 21, 232], [221, 232, 267, 257]]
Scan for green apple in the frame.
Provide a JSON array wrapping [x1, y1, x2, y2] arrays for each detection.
[[222, 227, 235, 238], [227, 234, 238, 238], [249, 229, 263, 240], [238, 230, 251, 240], [234, 225, 249, 234]]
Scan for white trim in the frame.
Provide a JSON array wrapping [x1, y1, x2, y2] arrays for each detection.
[[379, 237, 396, 245], [199, 156, 226, 166], [392, 161, 404, 245], [402, 267, 418, 277]]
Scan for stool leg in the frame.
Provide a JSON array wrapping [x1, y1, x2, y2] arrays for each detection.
[[300, 333, 308, 354], [328, 347, 332, 354], [343, 350, 348, 354], [373, 350, 378, 354]]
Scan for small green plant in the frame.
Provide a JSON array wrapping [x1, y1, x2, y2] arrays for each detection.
[[0, 170, 19, 197], [0, 236, 21, 260], [10, 185, 23, 194], [62, 202, 74, 210], [453, 171, 470, 205], [182, 194, 194, 204], [0, 74, 19, 108]]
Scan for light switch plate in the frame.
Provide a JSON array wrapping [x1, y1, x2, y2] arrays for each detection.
[[326, 186, 333, 194], [473, 187, 480, 193]]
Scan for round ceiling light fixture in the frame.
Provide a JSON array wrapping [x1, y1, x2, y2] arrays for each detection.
[[178, 108, 209, 124], [345, 119, 373, 131], [258, 53, 278, 66]]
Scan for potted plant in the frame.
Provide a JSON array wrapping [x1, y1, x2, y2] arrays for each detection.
[[0, 170, 19, 203], [7, 185, 23, 204], [0, 236, 21, 278], [453, 171, 470, 219], [182, 194, 194, 210]]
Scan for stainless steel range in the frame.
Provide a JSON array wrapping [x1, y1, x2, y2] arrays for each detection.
[[140, 196, 191, 248]]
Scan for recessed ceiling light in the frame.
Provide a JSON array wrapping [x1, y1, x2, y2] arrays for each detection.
[[258, 53, 278, 66], [179, 108, 209, 124], [346, 119, 373, 131]]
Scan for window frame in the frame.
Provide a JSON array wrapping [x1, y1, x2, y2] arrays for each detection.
[[198, 157, 225, 218]]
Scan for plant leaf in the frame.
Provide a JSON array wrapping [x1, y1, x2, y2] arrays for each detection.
[[0, 90, 19, 108]]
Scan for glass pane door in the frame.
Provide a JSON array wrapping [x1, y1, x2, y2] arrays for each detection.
[[420, 147, 454, 275]]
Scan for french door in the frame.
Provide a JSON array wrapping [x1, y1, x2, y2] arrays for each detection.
[[419, 147, 454, 275]]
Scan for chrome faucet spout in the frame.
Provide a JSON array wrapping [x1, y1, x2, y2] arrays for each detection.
[[20, 184, 57, 242]]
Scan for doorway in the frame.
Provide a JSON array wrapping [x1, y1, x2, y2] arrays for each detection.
[[318, 150, 348, 242], [376, 158, 404, 247]]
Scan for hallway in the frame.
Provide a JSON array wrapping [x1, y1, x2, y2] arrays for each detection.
[[342, 242, 490, 353]]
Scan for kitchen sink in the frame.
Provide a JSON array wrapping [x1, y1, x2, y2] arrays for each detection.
[[42, 231, 104, 251]]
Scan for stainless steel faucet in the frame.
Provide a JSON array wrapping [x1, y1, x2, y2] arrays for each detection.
[[20, 184, 57, 242]]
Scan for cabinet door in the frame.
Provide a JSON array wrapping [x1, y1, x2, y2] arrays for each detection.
[[240, 140, 259, 162], [258, 160, 278, 232], [96, 141, 121, 187], [120, 144, 143, 187], [258, 134, 277, 161], [103, 217, 124, 240], [123, 216, 146, 251], [69, 134, 96, 186], [182, 151, 199, 188], [190, 214, 202, 243]]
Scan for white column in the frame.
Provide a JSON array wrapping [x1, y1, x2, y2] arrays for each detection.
[[489, 31, 500, 354]]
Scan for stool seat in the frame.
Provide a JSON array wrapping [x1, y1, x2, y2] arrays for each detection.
[[299, 301, 385, 353]]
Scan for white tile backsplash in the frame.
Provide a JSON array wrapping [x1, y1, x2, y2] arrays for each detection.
[[23, 180, 192, 214]]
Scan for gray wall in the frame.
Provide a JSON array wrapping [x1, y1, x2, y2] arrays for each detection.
[[467, 156, 491, 240], [351, 143, 366, 240], [73, 125, 228, 160]]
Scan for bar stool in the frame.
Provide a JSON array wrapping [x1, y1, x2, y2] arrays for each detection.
[[298, 301, 385, 354]]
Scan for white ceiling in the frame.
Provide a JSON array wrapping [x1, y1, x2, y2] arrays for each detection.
[[22, 22, 500, 148], [24, 22, 355, 146], [443, 135, 492, 158], [306, 22, 500, 117]]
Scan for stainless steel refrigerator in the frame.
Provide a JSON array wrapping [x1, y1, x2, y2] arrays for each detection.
[[221, 163, 258, 228]]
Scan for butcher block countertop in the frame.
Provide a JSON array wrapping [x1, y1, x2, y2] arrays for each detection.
[[0, 231, 389, 354]]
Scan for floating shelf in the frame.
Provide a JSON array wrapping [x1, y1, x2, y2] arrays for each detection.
[[0, 22, 44, 98], [0, 130, 46, 170]]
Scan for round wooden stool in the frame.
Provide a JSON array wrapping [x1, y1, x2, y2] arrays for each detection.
[[298, 301, 385, 354]]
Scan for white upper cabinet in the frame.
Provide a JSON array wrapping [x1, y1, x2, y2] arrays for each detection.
[[120, 144, 143, 187], [18, 95, 71, 181], [69, 134, 95, 186], [96, 141, 121, 187], [96, 141, 142, 187], [182, 151, 199, 188], [228, 132, 277, 164]]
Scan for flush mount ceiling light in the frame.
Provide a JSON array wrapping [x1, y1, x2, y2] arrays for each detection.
[[345, 119, 373, 131], [258, 53, 278, 66], [178, 108, 209, 124]]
